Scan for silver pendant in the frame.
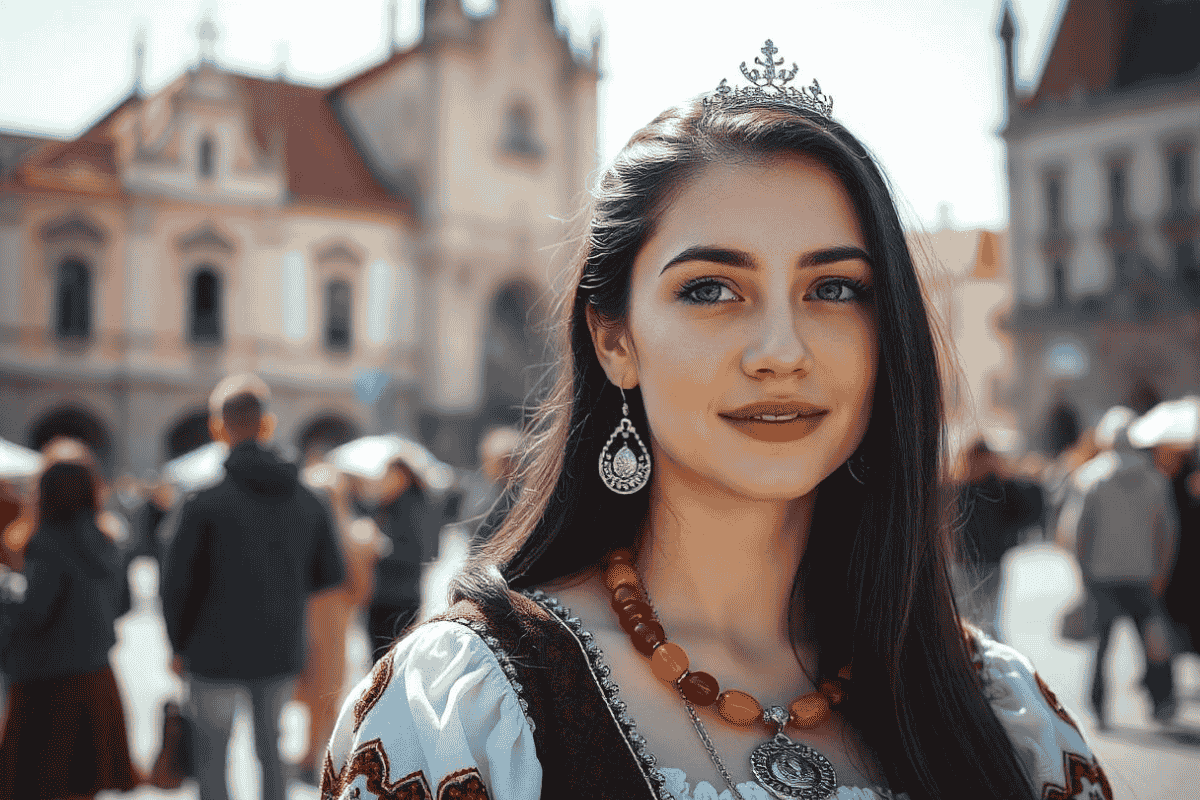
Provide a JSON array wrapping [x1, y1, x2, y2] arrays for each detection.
[[749, 707, 837, 800]]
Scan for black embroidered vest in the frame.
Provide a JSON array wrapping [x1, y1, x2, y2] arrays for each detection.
[[426, 588, 670, 799]]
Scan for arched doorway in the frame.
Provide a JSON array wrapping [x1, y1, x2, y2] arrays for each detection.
[[296, 414, 360, 466], [165, 411, 212, 461], [483, 281, 544, 429], [29, 406, 113, 475]]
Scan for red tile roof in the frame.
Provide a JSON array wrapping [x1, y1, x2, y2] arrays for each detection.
[[1030, 0, 1136, 108], [7, 74, 412, 215], [239, 76, 409, 214], [1028, 0, 1200, 110]]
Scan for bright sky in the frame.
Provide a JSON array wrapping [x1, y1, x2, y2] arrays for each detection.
[[0, 0, 1065, 231]]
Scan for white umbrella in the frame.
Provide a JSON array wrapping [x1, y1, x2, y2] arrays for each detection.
[[1128, 396, 1200, 449], [327, 434, 454, 494], [0, 437, 43, 480], [161, 441, 228, 492]]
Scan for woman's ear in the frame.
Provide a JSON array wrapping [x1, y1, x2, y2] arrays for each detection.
[[586, 304, 638, 389]]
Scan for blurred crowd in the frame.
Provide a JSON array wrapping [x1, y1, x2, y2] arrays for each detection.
[[0, 372, 519, 800], [1, 376, 1197, 798], [954, 397, 1199, 731]]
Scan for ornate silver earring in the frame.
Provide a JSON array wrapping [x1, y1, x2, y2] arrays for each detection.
[[598, 386, 652, 494], [846, 450, 869, 485]]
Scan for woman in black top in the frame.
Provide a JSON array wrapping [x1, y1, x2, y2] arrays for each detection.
[[0, 440, 140, 800]]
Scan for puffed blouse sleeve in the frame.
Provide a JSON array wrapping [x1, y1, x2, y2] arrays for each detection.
[[320, 620, 541, 800], [971, 633, 1113, 800]]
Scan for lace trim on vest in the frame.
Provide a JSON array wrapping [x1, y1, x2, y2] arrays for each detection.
[[446, 616, 538, 735], [522, 589, 674, 800]]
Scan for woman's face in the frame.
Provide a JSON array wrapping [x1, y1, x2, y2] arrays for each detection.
[[592, 155, 879, 500]]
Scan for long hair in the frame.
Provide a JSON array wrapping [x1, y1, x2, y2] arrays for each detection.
[[29, 438, 119, 579], [450, 98, 1035, 799]]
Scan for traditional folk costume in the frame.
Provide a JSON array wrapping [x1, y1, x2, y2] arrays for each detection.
[[319, 589, 1111, 800]]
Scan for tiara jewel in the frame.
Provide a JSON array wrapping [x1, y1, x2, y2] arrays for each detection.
[[704, 39, 833, 118]]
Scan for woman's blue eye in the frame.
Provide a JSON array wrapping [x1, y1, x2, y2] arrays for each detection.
[[677, 279, 738, 305], [812, 279, 870, 303]]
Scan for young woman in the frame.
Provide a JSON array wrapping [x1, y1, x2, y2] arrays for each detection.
[[320, 42, 1111, 800], [0, 439, 140, 800]]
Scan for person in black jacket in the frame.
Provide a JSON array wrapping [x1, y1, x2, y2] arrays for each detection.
[[0, 442, 140, 800], [159, 374, 345, 800], [358, 457, 445, 660], [957, 439, 1044, 642]]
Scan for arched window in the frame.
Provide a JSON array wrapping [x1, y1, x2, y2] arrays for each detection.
[[198, 136, 215, 178], [325, 279, 352, 351], [502, 100, 542, 158], [190, 266, 223, 344], [56, 258, 91, 338]]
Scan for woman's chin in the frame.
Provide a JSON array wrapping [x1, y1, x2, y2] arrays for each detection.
[[701, 469, 825, 502]]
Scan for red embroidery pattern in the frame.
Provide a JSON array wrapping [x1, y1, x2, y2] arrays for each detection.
[[354, 654, 395, 733], [324, 738, 433, 800], [320, 751, 339, 800], [1041, 752, 1114, 800], [437, 767, 491, 800], [1035, 672, 1083, 736]]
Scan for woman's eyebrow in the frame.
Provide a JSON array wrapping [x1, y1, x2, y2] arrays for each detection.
[[660, 244, 872, 275]]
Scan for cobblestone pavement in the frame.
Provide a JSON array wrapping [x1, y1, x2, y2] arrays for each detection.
[[97, 533, 1198, 799]]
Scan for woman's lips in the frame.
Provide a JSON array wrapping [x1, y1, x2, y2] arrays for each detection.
[[721, 411, 828, 443]]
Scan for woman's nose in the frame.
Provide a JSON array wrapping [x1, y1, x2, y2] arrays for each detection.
[[741, 304, 812, 378]]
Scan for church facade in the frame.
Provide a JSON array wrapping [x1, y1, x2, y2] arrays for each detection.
[[997, 0, 1200, 453], [0, 0, 600, 474]]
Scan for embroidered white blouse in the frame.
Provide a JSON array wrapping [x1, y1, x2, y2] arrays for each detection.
[[323, 603, 1111, 800]]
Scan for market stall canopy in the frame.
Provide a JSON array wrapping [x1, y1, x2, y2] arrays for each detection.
[[326, 434, 454, 494], [161, 441, 228, 492], [0, 437, 43, 480], [1128, 396, 1200, 449]]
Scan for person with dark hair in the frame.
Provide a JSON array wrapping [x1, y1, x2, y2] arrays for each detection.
[[159, 374, 345, 800], [357, 456, 445, 661], [956, 439, 1043, 642], [0, 441, 140, 800], [322, 43, 1109, 800]]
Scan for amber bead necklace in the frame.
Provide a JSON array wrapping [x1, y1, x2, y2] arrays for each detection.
[[604, 547, 851, 800]]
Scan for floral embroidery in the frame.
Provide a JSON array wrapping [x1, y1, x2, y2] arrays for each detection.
[[1041, 752, 1113, 800], [353, 653, 395, 733], [326, 738, 433, 800], [1034, 673, 1083, 737], [436, 766, 491, 800]]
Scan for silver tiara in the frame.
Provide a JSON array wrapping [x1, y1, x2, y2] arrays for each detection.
[[704, 40, 833, 118]]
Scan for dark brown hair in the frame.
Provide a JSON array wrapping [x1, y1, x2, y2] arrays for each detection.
[[450, 97, 1035, 799]]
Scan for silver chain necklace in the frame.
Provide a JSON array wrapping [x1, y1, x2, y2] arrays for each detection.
[[640, 579, 838, 800]]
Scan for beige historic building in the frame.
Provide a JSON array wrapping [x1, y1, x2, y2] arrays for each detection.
[[0, 0, 600, 475], [912, 226, 1018, 458], [997, 0, 1200, 454]]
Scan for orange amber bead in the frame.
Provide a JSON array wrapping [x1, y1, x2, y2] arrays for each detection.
[[837, 665, 852, 681], [607, 548, 635, 565], [789, 692, 831, 729], [618, 601, 655, 633], [717, 690, 762, 726], [818, 680, 844, 705], [630, 621, 666, 656], [604, 563, 639, 592], [651, 642, 690, 682], [610, 584, 642, 611], [679, 671, 720, 706]]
